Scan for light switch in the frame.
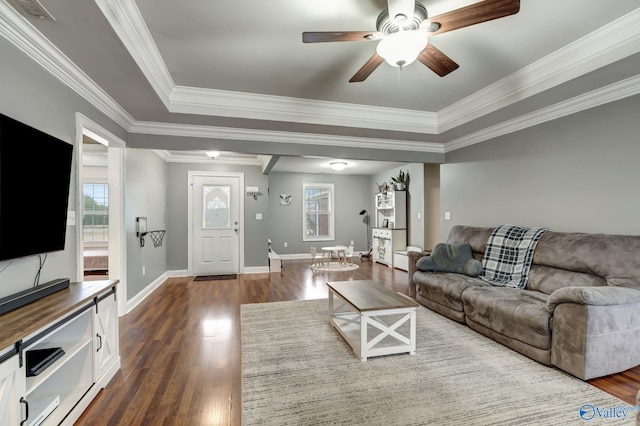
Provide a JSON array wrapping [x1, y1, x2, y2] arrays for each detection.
[[417, 212, 421, 220], [256, 213, 263, 220], [67, 210, 76, 226], [444, 211, 451, 221]]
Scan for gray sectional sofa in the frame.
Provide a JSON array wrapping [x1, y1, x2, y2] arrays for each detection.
[[408, 225, 640, 380]]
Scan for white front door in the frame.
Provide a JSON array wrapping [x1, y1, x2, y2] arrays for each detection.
[[190, 173, 241, 275]]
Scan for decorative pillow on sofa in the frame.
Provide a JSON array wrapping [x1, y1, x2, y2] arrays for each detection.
[[416, 243, 483, 277]]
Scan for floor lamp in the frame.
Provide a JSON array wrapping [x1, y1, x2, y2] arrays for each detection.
[[359, 210, 372, 259]]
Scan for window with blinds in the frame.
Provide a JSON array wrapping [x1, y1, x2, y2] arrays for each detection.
[[83, 183, 109, 241]]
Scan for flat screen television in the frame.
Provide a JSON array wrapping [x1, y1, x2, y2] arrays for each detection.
[[0, 113, 73, 261]]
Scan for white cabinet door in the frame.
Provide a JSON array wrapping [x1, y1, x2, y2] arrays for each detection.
[[93, 292, 119, 381], [0, 354, 26, 426]]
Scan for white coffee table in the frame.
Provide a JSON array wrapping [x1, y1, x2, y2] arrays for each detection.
[[327, 280, 418, 361]]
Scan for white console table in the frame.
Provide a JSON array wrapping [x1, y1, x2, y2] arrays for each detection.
[[0, 280, 120, 426]]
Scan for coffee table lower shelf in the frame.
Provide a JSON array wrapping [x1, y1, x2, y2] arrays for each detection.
[[328, 293, 417, 361]]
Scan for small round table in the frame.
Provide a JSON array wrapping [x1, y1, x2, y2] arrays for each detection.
[[321, 246, 348, 266]]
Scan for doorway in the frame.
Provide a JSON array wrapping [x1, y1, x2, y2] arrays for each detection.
[[188, 171, 244, 276], [75, 114, 126, 315]]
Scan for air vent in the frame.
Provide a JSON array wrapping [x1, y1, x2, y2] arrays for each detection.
[[7, 0, 55, 21]]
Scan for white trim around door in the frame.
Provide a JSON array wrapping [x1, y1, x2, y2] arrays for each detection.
[[75, 113, 127, 316], [187, 171, 245, 276]]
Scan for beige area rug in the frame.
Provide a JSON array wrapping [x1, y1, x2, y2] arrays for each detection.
[[242, 299, 638, 425], [311, 262, 359, 272]]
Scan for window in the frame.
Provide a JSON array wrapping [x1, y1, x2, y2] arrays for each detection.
[[303, 183, 334, 242], [83, 183, 109, 241]]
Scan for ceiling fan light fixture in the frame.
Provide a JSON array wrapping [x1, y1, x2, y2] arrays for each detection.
[[376, 30, 428, 68]]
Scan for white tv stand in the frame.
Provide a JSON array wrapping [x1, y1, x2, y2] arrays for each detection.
[[0, 280, 120, 425]]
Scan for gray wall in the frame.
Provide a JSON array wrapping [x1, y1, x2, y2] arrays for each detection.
[[267, 173, 371, 254], [166, 162, 269, 269], [424, 163, 441, 250], [441, 93, 640, 239], [0, 37, 127, 299], [371, 163, 425, 249], [125, 149, 168, 299]]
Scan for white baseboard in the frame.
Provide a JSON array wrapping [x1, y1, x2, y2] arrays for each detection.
[[279, 253, 313, 260], [126, 272, 168, 314], [244, 266, 270, 274], [167, 269, 188, 277]]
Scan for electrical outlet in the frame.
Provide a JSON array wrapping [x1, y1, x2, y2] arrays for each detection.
[[67, 210, 76, 226], [142, 266, 146, 275], [417, 212, 421, 220], [284, 242, 288, 248]]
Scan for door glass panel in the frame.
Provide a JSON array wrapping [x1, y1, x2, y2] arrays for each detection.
[[202, 185, 230, 229]]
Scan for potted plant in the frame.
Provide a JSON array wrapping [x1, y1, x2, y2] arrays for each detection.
[[391, 169, 409, 191]]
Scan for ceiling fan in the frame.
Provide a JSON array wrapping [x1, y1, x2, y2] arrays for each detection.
[[302, 0, 520, 82]]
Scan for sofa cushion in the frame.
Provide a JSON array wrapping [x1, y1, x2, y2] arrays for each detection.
[[532, 232, 640, 288], [527, 265, 607, 294], [461, 286, 552, 350], [413, 271, 487, 315], [446, 225, 494, 257], [416, 243, 482, 277]]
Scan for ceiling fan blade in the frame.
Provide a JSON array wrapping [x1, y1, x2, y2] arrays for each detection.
[[417, 44, 459, 77], [421, 0, 520, 36], [302, 31, 382, 43], [349, 53, 385, 83]]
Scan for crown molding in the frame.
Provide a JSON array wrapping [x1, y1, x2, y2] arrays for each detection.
[[3, 0, 640, 158], [0, 0, 134, 130], [131, 121, 445, 153], [152, 149, 268, 167], [95, 0, 438, 133], [438, 8, 640, 132], [445, 73, 640, 152], [98, 0, 640, 138], [94, 0, 173, 107], [170, 85, 438, 134]]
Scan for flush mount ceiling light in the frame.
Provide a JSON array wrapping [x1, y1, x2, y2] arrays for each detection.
[[330, 161, 348, 171], [205, 151, 221, 159]]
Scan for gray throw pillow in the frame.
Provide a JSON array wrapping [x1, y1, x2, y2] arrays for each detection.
[[416, 243, 483, 277]]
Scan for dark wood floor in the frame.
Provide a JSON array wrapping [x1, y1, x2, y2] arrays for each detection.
[[76, 259, 640, 425]]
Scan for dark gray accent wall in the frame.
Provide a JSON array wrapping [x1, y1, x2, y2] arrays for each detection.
[[166, 162, 269, 269], [0, 37, 127, 299], [125, 149, 168, 299], [267, 173, 371, 254], [441, 93, 640, 240]]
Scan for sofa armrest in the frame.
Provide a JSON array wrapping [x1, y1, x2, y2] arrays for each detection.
[[546, 286, 640, 312], [551, 298, 640, 379], [407, 251, 429, 298]]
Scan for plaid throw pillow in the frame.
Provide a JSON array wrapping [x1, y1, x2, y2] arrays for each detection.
[[481, 225, 548, 289]]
